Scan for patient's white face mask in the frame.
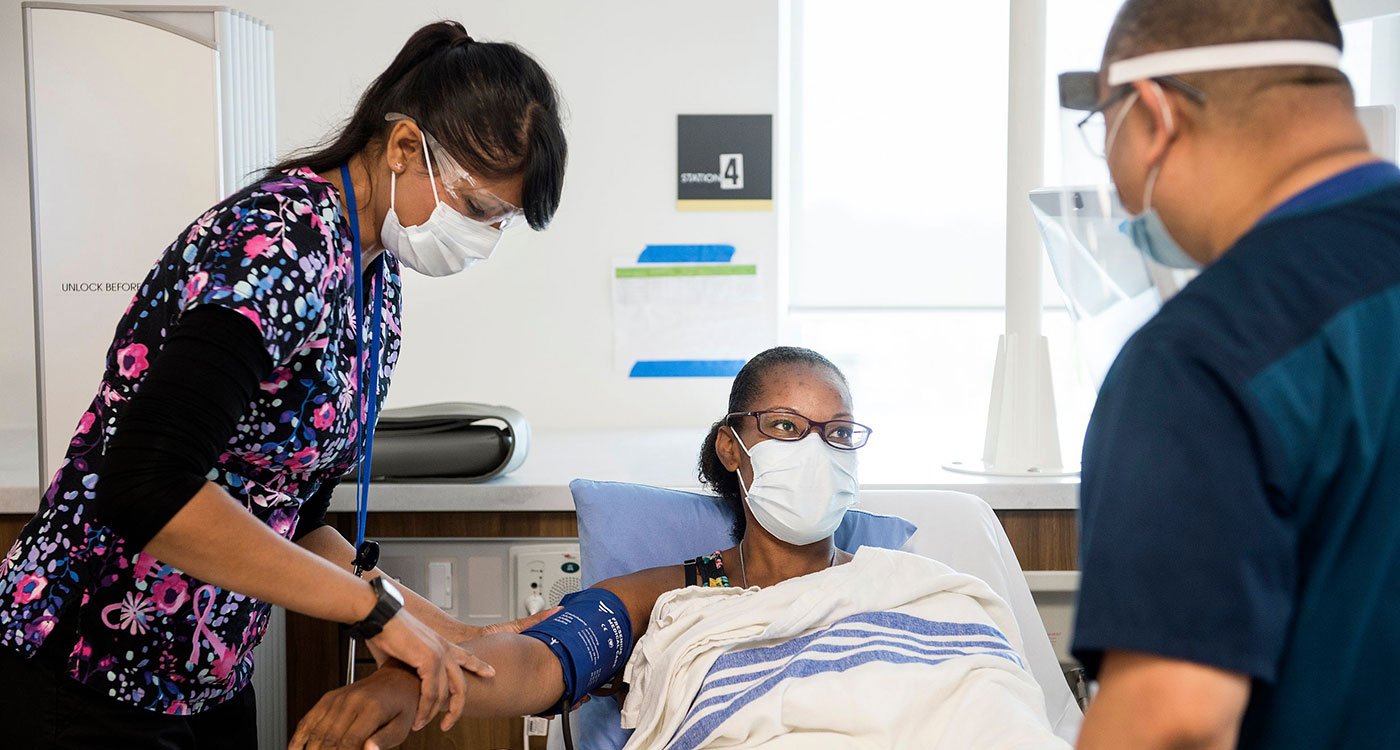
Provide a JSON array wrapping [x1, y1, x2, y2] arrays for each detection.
[[732, 430, 859, 546]]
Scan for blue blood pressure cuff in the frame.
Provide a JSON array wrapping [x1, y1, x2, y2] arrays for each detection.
[[520, 587, 633, 708]]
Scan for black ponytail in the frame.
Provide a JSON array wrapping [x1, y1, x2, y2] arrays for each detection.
[[697, 347, 850, 542], [265, 20, 566, 229]]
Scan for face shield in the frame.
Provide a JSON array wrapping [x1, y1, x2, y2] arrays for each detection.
[[1043, 40, 1343, 387], [1030, 186, 1191, 387]]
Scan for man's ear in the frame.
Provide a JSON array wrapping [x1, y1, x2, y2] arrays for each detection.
[[1132, 79, 1178, 166]]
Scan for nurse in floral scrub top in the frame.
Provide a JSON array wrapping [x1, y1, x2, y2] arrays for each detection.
[[0, 20, 566, 747]]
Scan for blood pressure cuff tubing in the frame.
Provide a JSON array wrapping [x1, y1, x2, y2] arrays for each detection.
[[519, 587, 633, 709]]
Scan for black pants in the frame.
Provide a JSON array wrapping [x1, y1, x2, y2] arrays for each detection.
[[0, 642, 258, 749]]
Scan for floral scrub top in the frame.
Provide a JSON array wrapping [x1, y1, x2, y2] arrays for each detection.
[[0, 168, 402, 714]]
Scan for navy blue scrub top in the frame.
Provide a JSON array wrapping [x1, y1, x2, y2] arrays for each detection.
[[1074, 161, 1400, 749]]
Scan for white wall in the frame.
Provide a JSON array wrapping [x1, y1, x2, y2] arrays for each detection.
[[0, 0, 782, 460], [1337, 0, 1400, 22], [0, 1, 39, 471]]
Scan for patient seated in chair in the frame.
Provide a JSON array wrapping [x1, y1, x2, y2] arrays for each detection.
[[290, 347, 1069, 750]]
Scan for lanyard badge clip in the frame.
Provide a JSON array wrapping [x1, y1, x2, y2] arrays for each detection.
[[352, 540, 380, 578]]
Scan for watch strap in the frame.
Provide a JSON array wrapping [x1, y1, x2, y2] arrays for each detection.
[[349, 577, 402, 641]]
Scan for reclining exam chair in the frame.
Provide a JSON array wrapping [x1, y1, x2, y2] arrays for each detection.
[[549, 481, 1083, 748]]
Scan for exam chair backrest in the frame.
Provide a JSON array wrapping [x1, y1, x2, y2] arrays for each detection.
[[860, 489, 1082, 742]]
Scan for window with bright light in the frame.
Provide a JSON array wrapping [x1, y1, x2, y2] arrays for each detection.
[[789, 2, 1009, 309], [788, 3, 1397, 472], [788, 1, 1110, 470]]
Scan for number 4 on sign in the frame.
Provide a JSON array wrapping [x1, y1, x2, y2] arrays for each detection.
[[720, 153, 744, 190]]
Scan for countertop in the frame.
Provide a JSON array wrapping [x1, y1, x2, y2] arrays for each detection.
[[0, 427, 1080, 515], [328, 428, 1080, 513]]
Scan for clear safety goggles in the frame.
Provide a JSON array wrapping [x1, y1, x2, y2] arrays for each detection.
[[385, 112, 524, 228]]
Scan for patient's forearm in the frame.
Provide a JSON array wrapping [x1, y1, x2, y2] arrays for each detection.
[[454, 633, 566, 717], [293, 633, 568, 748]]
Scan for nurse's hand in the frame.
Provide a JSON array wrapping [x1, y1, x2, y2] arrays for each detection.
[[289, 664, 418, 750], [363, 606, 561, 670], [450, 605, 564, 642], [368, 610, 494, 732]]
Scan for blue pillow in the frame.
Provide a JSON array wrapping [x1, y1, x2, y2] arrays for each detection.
[[568, 479, 918, 749], [571, 479, 918, 587]]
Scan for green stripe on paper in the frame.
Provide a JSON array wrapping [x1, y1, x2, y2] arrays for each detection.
[[615, 264, 757, 278]]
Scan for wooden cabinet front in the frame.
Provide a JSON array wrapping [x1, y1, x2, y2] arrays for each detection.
[[0, 507, 1076, 749]]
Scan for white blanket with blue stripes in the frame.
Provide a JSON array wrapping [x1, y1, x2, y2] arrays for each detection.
[[619, 547, 1070, 749]]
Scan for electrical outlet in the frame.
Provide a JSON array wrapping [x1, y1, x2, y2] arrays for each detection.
[[426, 558, 453, 611]]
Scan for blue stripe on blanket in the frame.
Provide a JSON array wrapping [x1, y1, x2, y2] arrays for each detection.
[[706, 611, 1011, 669], [694, 611, 1020, 689], [685, 645, 1022, 724], [666, 648, 1019, 750], [664, 612, 1022, 750], [692, 640, 1018, 698]]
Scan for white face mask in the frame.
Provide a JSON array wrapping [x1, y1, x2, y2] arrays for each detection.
[[732, 429, 859, 546], [379, 131, 503, 277]]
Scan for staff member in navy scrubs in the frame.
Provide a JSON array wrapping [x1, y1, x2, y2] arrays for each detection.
[[0, 20, 565, 747], [1065, 1, 1400, 748]]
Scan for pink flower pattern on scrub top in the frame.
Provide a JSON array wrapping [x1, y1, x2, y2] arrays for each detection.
[[0, 168, 402, 714]]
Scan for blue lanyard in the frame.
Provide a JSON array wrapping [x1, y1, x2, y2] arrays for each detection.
[[339, 164, 383, 555]]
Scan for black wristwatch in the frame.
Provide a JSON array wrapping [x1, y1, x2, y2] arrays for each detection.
[[349, 577, 405, 641]]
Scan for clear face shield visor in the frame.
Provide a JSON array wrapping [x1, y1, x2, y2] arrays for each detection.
[[1041, 40, 1343, 387], [1029, 186, 1190, 387]]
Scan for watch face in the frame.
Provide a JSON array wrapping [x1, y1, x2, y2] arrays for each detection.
[[381, 578, 405, 606]]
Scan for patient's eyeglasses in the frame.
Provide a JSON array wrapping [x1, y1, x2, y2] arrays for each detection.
[[726, 411, 872, 450]]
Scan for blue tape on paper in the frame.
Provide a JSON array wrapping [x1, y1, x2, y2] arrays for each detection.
[[629, 360, 746, 378], [637, 245, 736, 264]]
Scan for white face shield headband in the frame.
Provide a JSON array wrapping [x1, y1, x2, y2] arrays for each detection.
[[1059, 39, 1343, 112], [1104, 39, 1342, 87]]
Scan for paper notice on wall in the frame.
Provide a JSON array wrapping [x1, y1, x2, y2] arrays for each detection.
[[613, 245, 766, 377]]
